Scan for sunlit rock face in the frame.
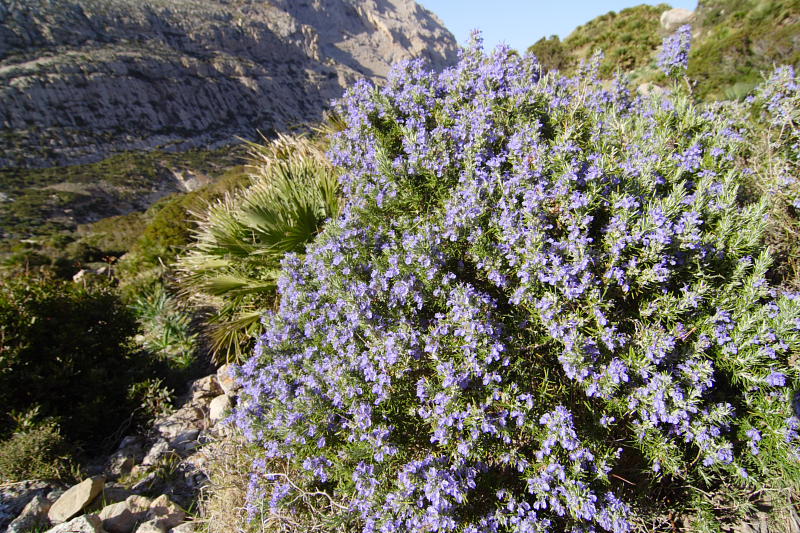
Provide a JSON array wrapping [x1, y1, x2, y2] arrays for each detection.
[[0, 0, 458, 167]]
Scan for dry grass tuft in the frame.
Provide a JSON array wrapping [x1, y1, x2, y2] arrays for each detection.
[[199, 432, 254, 533]]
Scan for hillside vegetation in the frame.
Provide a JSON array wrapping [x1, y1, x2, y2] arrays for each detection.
[[528, 0, 800, 100], [0, 145, 243, 240], [690, 0, 800, 99], [529, 4, 668, 77], [2, 3, 800, 532]]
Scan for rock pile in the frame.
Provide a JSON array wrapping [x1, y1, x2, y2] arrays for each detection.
[[1, 365, 239, 533]]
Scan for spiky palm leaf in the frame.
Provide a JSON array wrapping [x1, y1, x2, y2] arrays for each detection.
[[176, 132, 340, 363]]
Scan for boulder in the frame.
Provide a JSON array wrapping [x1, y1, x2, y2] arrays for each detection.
[[660, 8, 695, 32], [145, 495, 185, 530], [189, 375, 221, 402], [45, 513, 105, 533], [135, 519, 167, 533], [216, 364, 240, 396], [153, 405, 205, 443], [170, 430, 200, 455], [141, 440, 171, 467], [130, 471, 159, 494], [106, 437, 145, 478], [84, 484, 132, 514], [0, 480, 62, 531], [99, 485, 134, 506], [6, 495, 51, 533], [208, 395, 231, 425], [98, 495, 152, 533], [107, 454, 136, 478], [48, 476, 105, 524]]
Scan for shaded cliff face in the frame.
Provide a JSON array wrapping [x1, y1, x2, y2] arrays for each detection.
[[0, 0, 458, 167]]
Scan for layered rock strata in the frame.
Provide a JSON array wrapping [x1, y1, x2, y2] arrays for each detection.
[[0, 0, 457, 167]]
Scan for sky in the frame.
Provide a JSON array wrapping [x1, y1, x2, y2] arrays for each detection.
[[417, 1, 698, 52]]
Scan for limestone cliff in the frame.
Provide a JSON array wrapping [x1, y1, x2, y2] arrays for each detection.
[[0, 0, 458, 167]]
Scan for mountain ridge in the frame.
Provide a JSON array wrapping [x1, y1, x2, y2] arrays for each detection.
[[0, 0, 458, 168]]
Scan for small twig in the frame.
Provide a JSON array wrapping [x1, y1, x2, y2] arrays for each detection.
[[611, 473, 636, 486], [264, 471, 349, 511]]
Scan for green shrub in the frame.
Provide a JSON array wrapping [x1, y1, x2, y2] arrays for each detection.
[[116, 165, 250, 297], [527, 35, 572, 72], [130, 284, 198, 369], [127, 378, 175, 426], [728, 66, 800, 287], [0, 420, 76, 483], [0, 272, 147, 452]]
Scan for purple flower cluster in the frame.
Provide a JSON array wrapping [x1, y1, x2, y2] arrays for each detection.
[[657, 24, 692, 79], [233, 37, 800, 531], [748, 65, 800, 207], [753, 66, 799, 129]]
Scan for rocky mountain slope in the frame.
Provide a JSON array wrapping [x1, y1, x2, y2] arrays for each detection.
[[0, 0, 458, 168]]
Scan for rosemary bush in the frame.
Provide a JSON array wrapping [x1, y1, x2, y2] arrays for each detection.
[[726, 65, 800, 287], [233, 34, 800, 532]]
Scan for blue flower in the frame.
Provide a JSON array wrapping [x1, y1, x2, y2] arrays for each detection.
[[658, 25, 692, 78]]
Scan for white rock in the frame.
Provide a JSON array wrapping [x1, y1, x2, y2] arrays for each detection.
[[98, 495, 152, 533], [169, 522, 197, 533], [117, 436, 141, 450], [660, 8, 695, 32], [45, 514, 104, 533], [107, 437, 145, 478], [93, 485, 133, 509], [145, 495, 185, 530], [141, 439, 170, 467], [7, 495, 51, 533], [216, 364, 240, 396], [48, 476, 105, 524], [129, 472, 158, 494], [135, 519, 167, 533], [0, 479, 59, 531], [153, 404, 205, 442], [170, 429, 200, 454], [208, 395, 231, 425], [107, 453, 136, 478], [189, 375, 221, 401]]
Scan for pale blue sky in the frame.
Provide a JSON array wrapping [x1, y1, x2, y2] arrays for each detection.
[[418, 1, 698, 52]]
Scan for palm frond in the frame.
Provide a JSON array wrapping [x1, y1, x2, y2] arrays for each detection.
[[175, 132, 341, 363], [207, 309, 266, 364]]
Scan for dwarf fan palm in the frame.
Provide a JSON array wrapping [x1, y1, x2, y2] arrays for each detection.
[[177, 132, 340, 362]]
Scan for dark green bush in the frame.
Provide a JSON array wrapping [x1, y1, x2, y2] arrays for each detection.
[[0, 420, 76, 482], [0, 272, 147, 452], [527, 35, 572, 72]]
